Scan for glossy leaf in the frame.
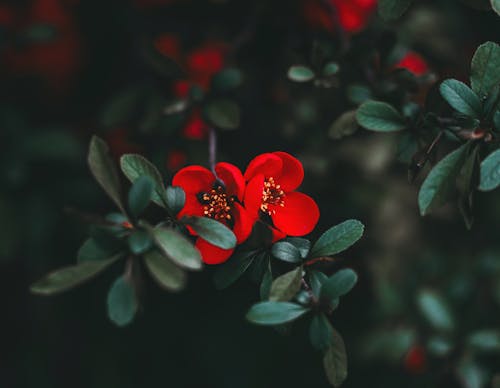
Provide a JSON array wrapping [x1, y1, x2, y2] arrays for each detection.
[[204, 99, 240, 130], [320, 269, 358, 301], [284, 237, 311, 259], [120, 154, 167, 208], [182, 216, 236, 250], [31, 256, 120, 295], [144, 250, 186, 292], [271, 241, 302, 263], [309, 270, 329, 297], [127, 176, 154, 218], [87, 136, 125, 214], [310, 313, 333, 351], [269, 266, 303, 302], [479, 149, 500, 191], [211, 68, 243, 91], [213, 251, 257, 290], [152, 227, 202, 271], [417, 289, 455, 331], [288, 65, 315, 82], [77, 238, 120, 262], [467, 329, 500, 352], [470, 41, 500, 98], [418, 143, 469, 215], [107, 275, 137, 327], [356, 101, 406, 132], [246, 301, 309, 325], [260, 263, 273, 300], [165, 186, 186, 215], [128, 230, 153, 255], [310, 219, 364, 258], [439, 79, 482, 118], [492, 0, 500, 15], [323, 328, 348, 387]]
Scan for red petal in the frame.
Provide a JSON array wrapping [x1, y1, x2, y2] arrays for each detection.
[[273, 151, 304, 192], [244, 153, 282, 181], [243, 174, 265, 220], [172, 165, 214, 194], [232, 202, 254, 243], [215, 162, 245, 201], [196, 238, 233, 265], [177, 193, 204, 221], [271, 192, 319, 236]]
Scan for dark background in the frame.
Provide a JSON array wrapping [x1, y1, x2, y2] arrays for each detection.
[[1, 0, 500, 387]]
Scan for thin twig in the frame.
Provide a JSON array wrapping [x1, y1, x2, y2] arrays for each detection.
[[209, 128, 217, 174]]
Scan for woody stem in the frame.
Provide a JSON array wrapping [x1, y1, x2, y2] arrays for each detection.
[[209, 128, 217, 173]]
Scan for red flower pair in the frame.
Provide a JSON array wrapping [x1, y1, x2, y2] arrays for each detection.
[[172, 152, 320, 264]]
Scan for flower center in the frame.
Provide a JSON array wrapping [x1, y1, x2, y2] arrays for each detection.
[[201, 186, 233, 221], [261, 177, 285, 215]]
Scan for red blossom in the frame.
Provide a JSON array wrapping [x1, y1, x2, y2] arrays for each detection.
[[154, 34, 181, 62], [172, 163, 254, 264], [182, 108, 209, 140], [404, 345, 427, 374], [105, 128, 143, 159], [395, 52, 429, 76], [244, 152, 319, 238], [166, 150, 187, 172]]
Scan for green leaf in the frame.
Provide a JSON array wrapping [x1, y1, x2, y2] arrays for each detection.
[[347, 84, 373, 105], [320, 269, 358, 301], [87, 136, 125, 214], [427, 336, 453, 357], [470, 41, 500, 98], [378, 0, 413, 21], [439, 79, 482, 118], [309, 270, 328, 297], [356, 101, 406, 132], [271, 241, 302, 263], [204, 99, 240, 130], [107, 275, 138, 327], [287, 65, 315, 82], [213, 250, 256, 290], [165, 186, 186, 215], [323, 62, 340, 77], [120, 154, 167, 208], [182, 216, 236, 250], [329, 110, 359, 140], [211, 68, 243, 91], [127, 176, 153, 218], [467, 329, 500, 352], [479, 149, 500, 191], [152, 227, 202, 271], [143, 250, 186, 292], [310, 313, 333, 351], [323, 328, 348, 387], [492, 0, 500, 15], [30, 256, 120, 295], [77, 238, 120, 262], [457, 146, 479, 229], [128, 230, 153, 255], [260, 263, 273, 300], [417, 289, 455, 332], [310, 219, 364, 258], [284, 237, 311, 259], [418, 143, 469, 215], [245, 301, 309, 325], [269, 266, 303, 302]]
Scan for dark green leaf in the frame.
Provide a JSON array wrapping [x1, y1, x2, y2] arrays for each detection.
[[329, 110, 359, 140], [107, 275, 137, 327], [128, 230, 153, 255], [323, 62, 340, 77], [165, 186, 186, 215], [309, 270, 328, 297], [417, 289, 455, 331], [284, 237, 311, 259], [457, 146, 479, 229], [356, 101, 406, 132], [127, 176, 153, 218], [439, 79, 482, 118], [211, 68, 243, 91], [479, 149, 500, 191], [378, 0, 413, 20], [30, 256, 120, 295], [204, 99, 240, 130], [310, 219, 365, 258], [467, 330, 500, 352], [213, 250, 256, 290], [152, 227, 202, 271], [288, 65, 315, 82], [77, 238, 120, 262], [470, 41, 500, 98], [347, 84, 373, 105], [246, 301, 309, 325], [323, 328, 348, 387], [418, 143, 469, 215], [260, 263, 273, 300], [310, 313, 333, 351], [492, 0, 500, 15], [143, 250, 186, 292], [320, 269, 358, 301], [88, 136, 125, 214], [120, 154, 167, 208], [427, 336, 453, 357], [269, 266, 303, 302], [182, 216, 236, 250], [271, 241, 302, 263]]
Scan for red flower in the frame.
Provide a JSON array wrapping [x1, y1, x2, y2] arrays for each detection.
[[166, 150, 187, 172], [404, 345, 427, 374], [395, 52, 429, 76], [186, 42, 227, 90], [182, 108, 209, 140], [172, 163, 254, 264], [154, 34, 181, 62], [243, 152, 319, 238]]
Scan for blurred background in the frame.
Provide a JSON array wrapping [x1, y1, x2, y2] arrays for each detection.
[[1, 0, 500, 387]]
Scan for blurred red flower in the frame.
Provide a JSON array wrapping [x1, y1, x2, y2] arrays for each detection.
[[181, 108, 209, 140], [166, 150, 187, 172], [244, 152, 319, 238], [173, 163, 254, 264], [395, 52, 429, 76], [105, 128, 143, 159], [404, 345, 427, 374]]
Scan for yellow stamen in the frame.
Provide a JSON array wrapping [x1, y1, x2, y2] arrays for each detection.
[[202, 186, 234, 221], [261, 177, 285, 215]]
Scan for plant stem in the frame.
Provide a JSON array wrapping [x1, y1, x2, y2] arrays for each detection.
[[209, 128, 217, 173]]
